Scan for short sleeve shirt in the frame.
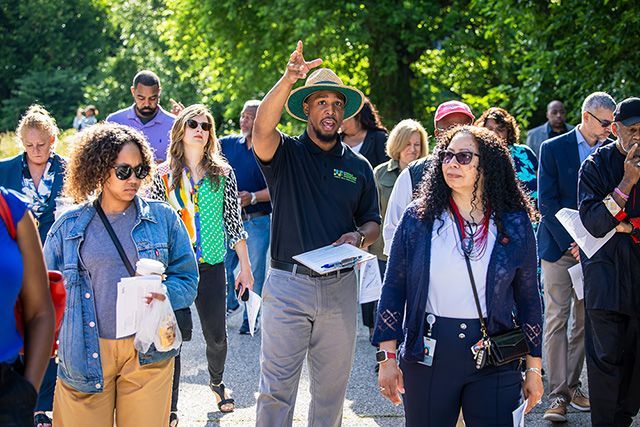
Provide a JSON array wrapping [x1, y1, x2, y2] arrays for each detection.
[[220, 135, 272, 215], [257, 131, 380, 263]]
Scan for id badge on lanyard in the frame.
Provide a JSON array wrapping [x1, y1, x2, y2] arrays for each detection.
[[418, 314, 437, 366]]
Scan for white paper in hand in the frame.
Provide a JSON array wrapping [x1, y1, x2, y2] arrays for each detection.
[[555, 208, 615, 258], [116, 275, 163, 338], [358, 257, 382, 304], [245, 290, 262, 336], [568, 263, 584, 300], [512, 399, 527, 427]]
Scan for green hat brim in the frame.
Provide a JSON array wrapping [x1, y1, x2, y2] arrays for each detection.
[[285, 84, 365, 122]]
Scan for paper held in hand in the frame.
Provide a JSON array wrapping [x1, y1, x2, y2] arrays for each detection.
[[292, 244, 376, 275], [555, 208, 615, 259], [116, 275, 164, 338]]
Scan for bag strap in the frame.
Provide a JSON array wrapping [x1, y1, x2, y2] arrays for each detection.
[[0, 192, 17, 240], [93, 199, 136, 277], [452, 212, 489, 338]]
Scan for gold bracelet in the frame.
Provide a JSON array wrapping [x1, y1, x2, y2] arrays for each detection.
[[525, 367, 543, 378]]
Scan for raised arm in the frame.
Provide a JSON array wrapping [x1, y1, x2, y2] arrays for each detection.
[[253, 40, 322, 163]]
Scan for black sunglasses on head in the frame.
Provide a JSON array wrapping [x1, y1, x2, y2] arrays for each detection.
[[114, 164, 150, 180], [586, 111, 612, 128], [439, 150, 479, 165], [186, 119, 212, 132]]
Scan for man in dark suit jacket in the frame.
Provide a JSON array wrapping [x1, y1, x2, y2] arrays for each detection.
[[527, 100, 575, 158], [538, 92, 616, 422]]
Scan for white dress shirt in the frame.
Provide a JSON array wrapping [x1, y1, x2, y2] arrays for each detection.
[[382, 167, 413, 256], [426, 213, 496, 319]]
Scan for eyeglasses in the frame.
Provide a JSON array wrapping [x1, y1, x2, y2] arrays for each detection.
[[440, 150, 479, 165], [186, 119, 212, 132], [586, 111, 612, 128], [113, 164, 150, 180]]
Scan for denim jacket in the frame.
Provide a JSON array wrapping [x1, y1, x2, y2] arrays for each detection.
[[372, 203, 543, 361], [43, 196, 199, 393]]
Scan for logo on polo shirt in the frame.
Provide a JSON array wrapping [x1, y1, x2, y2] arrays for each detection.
[[333, 169, 357, 184]]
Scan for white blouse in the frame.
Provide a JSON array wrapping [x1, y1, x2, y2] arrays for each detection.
[[426, 212, 497, 319]]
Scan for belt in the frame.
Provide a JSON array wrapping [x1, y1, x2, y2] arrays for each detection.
[[270, 259, 353, 278], [241, 211, 269, 221]]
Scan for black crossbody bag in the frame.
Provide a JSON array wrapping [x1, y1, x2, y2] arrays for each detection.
[[94, 200, 193, 341], [454, 216, 529, 369]]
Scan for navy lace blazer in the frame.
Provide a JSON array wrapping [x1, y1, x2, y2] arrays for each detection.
[[372, 202, 543, 361]]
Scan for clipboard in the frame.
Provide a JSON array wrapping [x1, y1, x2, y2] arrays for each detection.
[[292, 244, 375, 274]]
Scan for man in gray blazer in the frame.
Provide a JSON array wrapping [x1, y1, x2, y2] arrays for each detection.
[[527, 100, 575, 158]]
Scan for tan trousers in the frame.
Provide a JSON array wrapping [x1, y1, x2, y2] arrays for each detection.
[[542, 253, 585, 400], [52, 337, 174, 427]]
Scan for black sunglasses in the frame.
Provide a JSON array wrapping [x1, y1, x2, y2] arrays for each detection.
[[440, 150, 479, 165], [114, 164, 150, 180], [586, 111, 612, 128], [186, 119, 212, 132]]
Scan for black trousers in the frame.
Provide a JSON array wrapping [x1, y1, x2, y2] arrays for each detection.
[[400, 316, 522, 427], [585, 309, 640, 426], [195, 262, 228, 385], [0, 362, 38, 427]]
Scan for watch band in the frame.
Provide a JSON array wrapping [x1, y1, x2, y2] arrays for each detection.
[[355, 229, 366, 248], [250, 192, 257, 205]]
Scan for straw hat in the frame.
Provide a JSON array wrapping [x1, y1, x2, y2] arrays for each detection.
[[285, 68, 365, 122]]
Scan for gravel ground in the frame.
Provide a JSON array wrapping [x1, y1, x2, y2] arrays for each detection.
[[175, 304, 636, 426]]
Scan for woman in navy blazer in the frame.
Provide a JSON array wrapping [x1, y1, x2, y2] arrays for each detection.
[[373, 126, 543, 426]]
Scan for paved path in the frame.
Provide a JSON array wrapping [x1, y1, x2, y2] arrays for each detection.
[[176, 305, 636, 426]]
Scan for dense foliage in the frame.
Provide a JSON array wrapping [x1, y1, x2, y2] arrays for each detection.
[[1, 0, 638, 137]]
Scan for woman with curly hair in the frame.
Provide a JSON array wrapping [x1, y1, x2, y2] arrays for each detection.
[[0, 104, 66, 427], [150, 104, 253, 417], [43, 123, 198, 427], [475, 107, 539, 204], [373, 126, 543, 426]]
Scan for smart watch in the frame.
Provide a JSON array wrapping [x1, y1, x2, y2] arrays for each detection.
[[250, 192, 258, 205], [375, 350, 397, 363]]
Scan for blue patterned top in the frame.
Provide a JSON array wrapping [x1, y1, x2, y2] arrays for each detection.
[[510, 144, 538, 203]]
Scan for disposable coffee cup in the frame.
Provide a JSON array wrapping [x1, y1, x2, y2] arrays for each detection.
[[136, 258, 166, 276]]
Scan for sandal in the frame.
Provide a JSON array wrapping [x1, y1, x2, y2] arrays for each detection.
[[210, 382, 235, 413], [34, 412, 52, 427], [169, 411, 178, 427]]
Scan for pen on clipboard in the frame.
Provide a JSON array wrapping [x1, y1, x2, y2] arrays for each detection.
[[321, 255, 362, 270]]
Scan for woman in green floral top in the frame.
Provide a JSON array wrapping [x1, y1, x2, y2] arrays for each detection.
[[476, 107, 539, 206], [150, 104, 253, 419]]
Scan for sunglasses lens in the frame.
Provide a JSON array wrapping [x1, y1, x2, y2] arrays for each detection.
[[441, 152, 454, 163], [457, 152, 473, 165], [134, 165, 150, 179], [115, 165, 132, 180], [201, 122, 212, 131], [186, 119, 198, 129], [602, 121, 612, 128], [187, 119, 211, 131]]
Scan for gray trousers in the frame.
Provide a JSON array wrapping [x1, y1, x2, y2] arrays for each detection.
[[256, 268, 358, 427], [542, 252, 586, 400]]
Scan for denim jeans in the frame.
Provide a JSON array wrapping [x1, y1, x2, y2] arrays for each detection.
[[224, 214, 270, 323]]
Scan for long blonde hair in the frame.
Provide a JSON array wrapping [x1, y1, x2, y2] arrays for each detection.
[[168, 104, 229, 190]]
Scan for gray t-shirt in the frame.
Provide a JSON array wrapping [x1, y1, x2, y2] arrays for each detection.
[[80, 203, 138, 339]]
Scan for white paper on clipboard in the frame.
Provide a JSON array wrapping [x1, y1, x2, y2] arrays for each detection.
[[292, 244, 375, 274]]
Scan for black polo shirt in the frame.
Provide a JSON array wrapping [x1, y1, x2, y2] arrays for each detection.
[[256, 131, 381, 263]]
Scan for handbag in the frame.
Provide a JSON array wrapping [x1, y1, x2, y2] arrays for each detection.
[[0, 191, 66, 357], [453, 214, 529, 368], [93, 199, 192, 341]]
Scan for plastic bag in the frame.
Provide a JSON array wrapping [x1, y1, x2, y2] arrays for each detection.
[[134, 286, 182, 353]]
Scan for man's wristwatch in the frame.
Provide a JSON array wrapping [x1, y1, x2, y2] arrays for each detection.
[[375, 350, 397, 364], [355, 229, 366, 248], [250, 192, 258, 205], [604, 193, 627, 221]]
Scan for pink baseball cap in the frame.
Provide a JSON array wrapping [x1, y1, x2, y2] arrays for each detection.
[[434, 100, 475, 122]]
